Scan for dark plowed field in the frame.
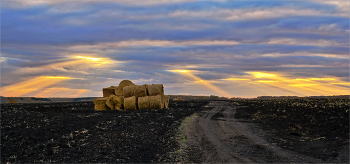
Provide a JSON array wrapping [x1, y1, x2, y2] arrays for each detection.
[[2, 98, 349, 163], [1, 100, 210, 163], [234, 98, 349, 162]]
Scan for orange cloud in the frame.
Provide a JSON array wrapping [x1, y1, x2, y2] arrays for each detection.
[[33, 87, 89, 98], [74, 55, 110, 66], [1, 76, 72, 97], [0, 55, 113, 97], [223, 78, 250, 81], [171, 70, 232, 97], [246, 72, 349, 96]]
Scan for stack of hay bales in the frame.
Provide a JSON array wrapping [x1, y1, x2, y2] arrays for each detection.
[[93, 80, 169, 111]]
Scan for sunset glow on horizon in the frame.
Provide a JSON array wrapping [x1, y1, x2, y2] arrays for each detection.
[[75, 56, 110, 66], [171, 69, 233, 97], [1, 0, 349, 98], [1, 76, 73, 97], [169, 70, 349, 98]]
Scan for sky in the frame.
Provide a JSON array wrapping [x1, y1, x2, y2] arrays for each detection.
[[0, 0, 349, 98]]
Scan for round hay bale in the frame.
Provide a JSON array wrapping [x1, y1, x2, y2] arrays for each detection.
[[147, 84, 164, 96], [106, 95, 116, 109], [103, 87, 116, 98], [124, 96, 137, 110], [149, 95, 162, 109], [138, 96, 150, 110], [134, 84, 148, 98], [119, 80, 134, 87], [115, 86, 124, 96], [123, 85, 135, 98], [116, 80, 135, 96], [162, 95, 169, 109], [106, 95, 124, 110], [113, 96, 124, 110], [93, 98, 109, 110]]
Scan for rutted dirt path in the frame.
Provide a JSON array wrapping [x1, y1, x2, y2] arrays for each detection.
[[182, 101, 328, 163]]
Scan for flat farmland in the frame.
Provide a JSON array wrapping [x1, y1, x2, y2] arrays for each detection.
[[1, 100, 210, 163], [233, 98, 349, 162], [1, 98, 349, 163]]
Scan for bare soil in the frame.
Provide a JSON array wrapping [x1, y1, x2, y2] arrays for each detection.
[[178, 100, 349, 163], [1, 100, 210, 163], [2, 99, 348, 163]]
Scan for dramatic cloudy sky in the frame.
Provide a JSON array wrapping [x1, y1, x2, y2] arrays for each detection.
[[1, 0, 349, 98]]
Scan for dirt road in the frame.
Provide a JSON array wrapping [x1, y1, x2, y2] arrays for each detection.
[[181, 101, 330, 163]]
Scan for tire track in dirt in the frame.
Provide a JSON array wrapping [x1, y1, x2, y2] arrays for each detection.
[[182, 101, 325, 163], [198, 104, 252, 163]]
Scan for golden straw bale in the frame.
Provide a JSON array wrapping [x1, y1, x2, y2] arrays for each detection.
[[138, 96, 150, 110], [134, 84, 148, 98], [147, 84, 164, 96], [113, 96, 124, 110], [160, 95, 164, 109], [162, 95, 169, 109], [123, 85, 135, 98], [93, 98, 109, 110], [106, 95, 124, 110], [119, 80, 134, 87], [124, 96, 137, 110], [149, 95, 162, 109], [116, 80, 135, 96], [106, 95, 116, 109], [103, 87, 116, 97], [115, 86, 123, 96]]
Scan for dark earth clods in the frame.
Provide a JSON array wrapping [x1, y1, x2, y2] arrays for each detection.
[[1, 100, 210, 163], [2, 98, 349, 163], [234, 98, 349, 162]]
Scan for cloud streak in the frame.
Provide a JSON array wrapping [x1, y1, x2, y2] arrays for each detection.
[[169, 7, 349, 20], [1, 0, 348, 97], [0, 76, 73, 97], [3, 0, 197, 8]]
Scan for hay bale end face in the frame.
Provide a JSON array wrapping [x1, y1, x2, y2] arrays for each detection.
[[113, 96, 124, 110], [115, 86, 124, 96], [134, 84, 148, 98], [106, 95, 116, 109], [103, 87, 116, 98], [124, 96, 137, 110], [119, 80, 134, 87], [123, 85, 135, 98], [138, 96, 150, 110], [149, 95, 162, 109], [105, 95, 124, 110], [116, 80, 135, 96], [147, 84, 164, 96], [93, 98, 109, 110]]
